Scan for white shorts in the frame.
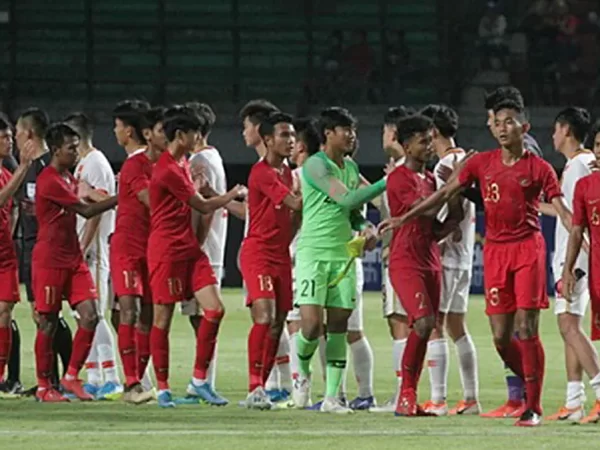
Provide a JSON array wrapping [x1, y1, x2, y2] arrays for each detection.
[[347, 260, 364, 332], [439, 267, 471, 314], [555, 274, 589, 317], [181, 266, 223, 316], [382, 264, 406, 318], [73, 258, 110, 319]]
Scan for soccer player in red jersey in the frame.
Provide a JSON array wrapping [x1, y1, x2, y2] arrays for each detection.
[[147, 108, 246, 408], [33, 123, 118, 402], [240, 112, 302, 409], [384, 115, 464, 417], [0, 117, 34, 386], [562, 170, 600, 424], [111, 106, 165, 404], [380, 100, 573, 426]]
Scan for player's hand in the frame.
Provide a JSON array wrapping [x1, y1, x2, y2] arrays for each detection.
[[447, 150, 476, 184], [560, 270, 577, 303], [18, 139, 36, 165], [361, 226, 378, 251], [589, 159, 600, 171], [377, 217, 403, 235], [77, 180, 93, 200], [451, 228, 462, 242], [384, 157, 396, 176], [229, 184, 247, 199]]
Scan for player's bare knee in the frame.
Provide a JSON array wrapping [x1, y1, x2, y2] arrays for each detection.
[[0, 303, 12, 327], [80, 310, 99, 330], [446, 313, 467, 342], [120, 308, 138, 326], [388, 315, 409, 340], [37, 313, 59, 335], [413, 315, 435, 339], [557, 313, 582, 342]]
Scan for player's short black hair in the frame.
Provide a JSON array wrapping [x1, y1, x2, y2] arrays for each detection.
[[258, 112, 294, 139], [0, 113, 12, 132], [239, 99, 280, 125], [46, 123, 80, 154], [293, 117, 321, 155], [420, 104, 459, 138], [186, 102, 216, 137], [163, 110, 201, 143], [143, 107, 165, 130], [63, 112, 93, 141], [17, 108, 49, 139], [318, 107, 357, 142], [113, 100, 150, 144], [395, 115, 433, 145], [484, 86, 525, 111], [383, 106, 414, 125], [555, 107, 591, 143]]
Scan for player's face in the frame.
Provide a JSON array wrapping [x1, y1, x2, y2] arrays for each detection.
[[383, 124, 397, 151], [56, 136, 80, 168], [290, 139, 305, 165], [269, 123, 296, 158], [0, 128, 13, 158], [594, 132, 600, 159], [494, 109, 527, 148], [243, 117, 261, 148], [406, 129, 434, 163], [552, 122, 568, 152], [175, 129, 198, 153], [15, 120, 30, 152], [114, 118, 129, 147], [151, 122, 167, 151], [327, 126, 356, 153]]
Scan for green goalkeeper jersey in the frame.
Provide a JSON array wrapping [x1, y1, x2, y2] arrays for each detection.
[[297, 151, 386, 261]]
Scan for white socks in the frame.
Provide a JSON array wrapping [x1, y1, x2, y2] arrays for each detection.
[[85, 343, 102, 386], [590, 373, 600, 402], [141, 362, 153, 391], [96, 319, 120, 384], [455, 334, 479, 401], [566, 381, 585, 408], [427, 338, 449, 403], [289, 331, 300, 380], [207, 343, 218, 389], [350, 337, 374, 398], [277, 328, 292, 391], [392, 339, 407, 392]]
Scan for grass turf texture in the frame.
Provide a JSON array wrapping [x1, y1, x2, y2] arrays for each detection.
[[1, 287, 599, 450]]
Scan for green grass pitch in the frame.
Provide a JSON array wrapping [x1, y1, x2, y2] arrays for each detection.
[[1, 288, 599, 450]]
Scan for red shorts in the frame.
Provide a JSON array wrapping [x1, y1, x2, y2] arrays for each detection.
[[149, 252, 217, 304], [389, 267, 441, 326], [0, 268, 20, 303], [110, 254, 151, 304], [483, 232, 548, 316], [33, 261, 97, 314], [240, 253, 292, 313]]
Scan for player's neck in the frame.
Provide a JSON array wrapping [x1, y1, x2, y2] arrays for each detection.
[[124, 140, 144, 155], [255, 142, 267, 159], [195, 138, 210, 152], [324, 146, 345, 166], [500, 145, 524, 165], [78, 142, 95, 159], [265, 150, 284, 168], [168, 145, 187, 161], [31, 139, 48, 159], [561, 140, 584, 159], [50, 159, 67, 174], [405, 158, 425, 174], [145, 146, 160, 162], [296, 153, 308, 167], [434, 138, 456, 157]]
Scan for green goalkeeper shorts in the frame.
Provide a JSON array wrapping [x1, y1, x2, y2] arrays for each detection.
[[295, 257, 356, 310]]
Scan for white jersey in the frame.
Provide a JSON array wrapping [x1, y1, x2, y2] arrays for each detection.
[[190, 147, 228, 269], [553, 150, 594, 277], [75, 149, 116, 268], [434, 149, 475, 271]]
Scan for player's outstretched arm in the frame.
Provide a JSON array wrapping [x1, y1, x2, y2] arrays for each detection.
[[225, 200, 246, 220], [551, 196, 573, 233], [70, 196, 118, 219], [0, 142, 34, 207], [188, 185, 247, 214], [562, 224, 585, 302], [432, 195, 465, 241], [303, 156, 386, 209]]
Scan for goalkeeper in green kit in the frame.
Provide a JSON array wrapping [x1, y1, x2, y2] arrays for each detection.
[[293, 107, 387, 413]]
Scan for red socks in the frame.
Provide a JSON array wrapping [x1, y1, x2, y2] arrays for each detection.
[[0, 326, 11, 381], [118, 324, 137, 387], [66, 327, 95, 378], [35, 330, 54, 388], [150, 326, 170, 391], [400, 330, 429, 395], [520, 336, 544, 415], [262, 332, 280, 386], [495, 337, 525, 380], [248, 323, 269, 392], [136, 329, 151, 381], [193, 309, 224, 380]]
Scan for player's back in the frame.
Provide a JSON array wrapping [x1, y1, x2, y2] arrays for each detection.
[[297, 152, 361, 261], [387, 164, 440, 271], [112, 152, 153, 258], [0, 168, 16, 269], [190, 147, 228, 267], [148, 151, 199, 264], [460, 149, 561, 243], [435, 149, 475, 270]]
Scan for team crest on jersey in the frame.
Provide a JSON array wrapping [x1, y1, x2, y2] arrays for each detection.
[[519, 178, 531, 187]]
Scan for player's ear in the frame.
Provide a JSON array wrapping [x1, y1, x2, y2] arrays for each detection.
[[142, 128, 152, 142]]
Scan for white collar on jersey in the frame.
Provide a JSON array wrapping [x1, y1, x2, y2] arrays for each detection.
[[128, 148, 146, 158]]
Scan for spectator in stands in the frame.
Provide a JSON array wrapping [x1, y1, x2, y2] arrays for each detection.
[[478, 1, 508, 69]]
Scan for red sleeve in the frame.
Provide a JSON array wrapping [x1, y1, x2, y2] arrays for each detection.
[[127, 159, 150, 195], [42, 174, 80, 207], [255, 165, 291, 206], [162, 164, 196, 203], [572, 178, 587, 227], [458, 154, 480, 187], [539, 159, 562, 201]]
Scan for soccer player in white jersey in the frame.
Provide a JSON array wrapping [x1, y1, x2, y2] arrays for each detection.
[[183, 102, 227, 390], [419, 105, 480, 416], [65, 112, 122, 400], [369, 106, 413, 413], [544, 107, 600, 423]]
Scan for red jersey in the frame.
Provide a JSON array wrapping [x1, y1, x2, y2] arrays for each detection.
[[0, 167, 17, 271], [111, 152, 153, 258], [243, 159, 293, 262], [32, 166, 82, 268], [388, 165, 441, 271], [458, 150, 561, 243], [572, 172, 600, 275], [147, 151, 200, 264]]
